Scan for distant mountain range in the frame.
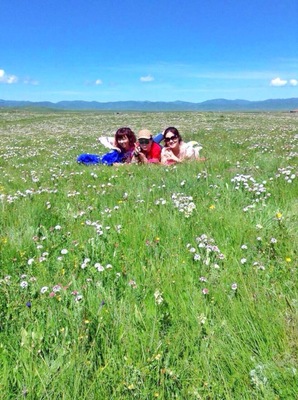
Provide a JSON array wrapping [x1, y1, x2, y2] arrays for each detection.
[[1, 98, 298, 111]]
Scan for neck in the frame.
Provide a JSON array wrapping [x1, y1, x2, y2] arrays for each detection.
[[171, 146, 180, 156]]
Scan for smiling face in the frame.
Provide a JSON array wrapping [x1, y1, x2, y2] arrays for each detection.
[[138, 138, 152, 154], [164, 132, 179, 150], [117, 135, 130, 151]]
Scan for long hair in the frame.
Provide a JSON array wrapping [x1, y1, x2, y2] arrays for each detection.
[[163, 127, 182, 147], [115, 127, 136, 149]]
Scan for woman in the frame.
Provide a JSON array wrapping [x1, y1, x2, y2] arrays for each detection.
[[113, 127, 137, 163], [161, 127, 202, 165], [77, 127, 136, 165], [131, 129, 161, 164]]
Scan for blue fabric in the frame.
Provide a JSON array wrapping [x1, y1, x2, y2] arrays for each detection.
[[77, 149, 124, 166], [77, 153, 101, 164], [101, 149, 124, 165], [153, 132, 164, 144]]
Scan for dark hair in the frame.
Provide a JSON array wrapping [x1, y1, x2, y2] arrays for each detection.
[[163, 127, 182, 146], [115, 127, 136, 149]]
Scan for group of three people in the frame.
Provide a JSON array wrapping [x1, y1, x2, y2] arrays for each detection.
[[113, 126, 204, 165]]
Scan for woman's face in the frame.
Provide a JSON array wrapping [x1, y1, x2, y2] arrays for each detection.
[[164, 132, 179, 150], [117, 135, 130, 150]]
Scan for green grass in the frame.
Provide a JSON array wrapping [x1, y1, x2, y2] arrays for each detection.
[[0, 109, 297, 399]]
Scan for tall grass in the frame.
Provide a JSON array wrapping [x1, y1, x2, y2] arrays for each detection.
[[0, 109, 297, 399]]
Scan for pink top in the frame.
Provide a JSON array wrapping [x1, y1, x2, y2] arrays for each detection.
[[161, 142, 197, 165]]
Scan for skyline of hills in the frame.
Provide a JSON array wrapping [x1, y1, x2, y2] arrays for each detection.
[[1, 98, 298, 111]]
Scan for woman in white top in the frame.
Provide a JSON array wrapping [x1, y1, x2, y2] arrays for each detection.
[[161, 127, 204, 165]]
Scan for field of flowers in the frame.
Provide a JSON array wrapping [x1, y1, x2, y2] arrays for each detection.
[[0, 109, 297, 399]]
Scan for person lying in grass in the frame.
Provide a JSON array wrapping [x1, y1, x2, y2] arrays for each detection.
[[78, 127, 136, 165], [161, 126, 205, 165], [113, 127, 137, 163], [131, 129, 161, 164]]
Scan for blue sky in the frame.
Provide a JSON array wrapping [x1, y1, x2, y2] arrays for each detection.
[[1, 0, 297, 103]]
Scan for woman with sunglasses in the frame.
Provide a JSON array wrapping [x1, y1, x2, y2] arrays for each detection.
[[161, 127, 203, 165], [131, 129, 161, 164]]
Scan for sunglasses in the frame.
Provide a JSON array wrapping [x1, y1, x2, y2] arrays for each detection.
[[139, 138, 150, 145], [164, 135, 178, 142]]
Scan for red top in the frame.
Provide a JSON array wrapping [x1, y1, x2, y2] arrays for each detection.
[[146, 141, 161, 163]]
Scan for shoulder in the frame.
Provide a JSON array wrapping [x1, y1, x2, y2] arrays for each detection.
[[151, 141, 162, 154]]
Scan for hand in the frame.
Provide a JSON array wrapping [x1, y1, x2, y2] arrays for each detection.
[[138, 152, 146, 162], [133, 145, 141, 157]]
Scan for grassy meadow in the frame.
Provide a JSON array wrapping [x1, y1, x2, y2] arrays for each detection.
[[0, 109, 297, 399]]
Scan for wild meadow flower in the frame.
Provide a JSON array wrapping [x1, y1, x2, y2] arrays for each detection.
[[40, 286, 48, 294], [249, 364, 268, 387], [241, 244, 248, 250], [172, 193, 196, 217], [27, 258, 34, 265], [240, 258, 247, 264], [270, 238, 277, 244], [52, 285, 61, 292], [202, 288, 209, 295], [231, 283, 238, 291], [275, 212, 282, 220], [95, 263, 105, 272], [20, 281, 28, 288], [198, 314, 207, 324], [199, 276, 207, 282], [61, 249, 68, 255], [128, 279, 137, 288], [55, 225, 62, 230], [154, 289, 164, 305], [115, 224, 122, 233]]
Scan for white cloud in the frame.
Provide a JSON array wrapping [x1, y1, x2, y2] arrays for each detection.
[[95, 79, 103, 85], [0, 69, 18, 84], [289, 79, 297, 86], [270, 77, 287, 87], [140, 75, 154, 82], [24, 78, 39, 85]]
